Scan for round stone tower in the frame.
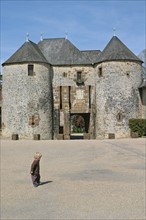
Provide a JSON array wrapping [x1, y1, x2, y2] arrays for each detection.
[[2, 40, 53, 139], [95, 36, 143, 139]]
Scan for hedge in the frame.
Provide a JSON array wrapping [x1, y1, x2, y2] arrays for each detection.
[[129, 119, 146, 137]]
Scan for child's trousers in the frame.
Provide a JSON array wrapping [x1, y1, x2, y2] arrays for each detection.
[[31, 174, 40, 186]]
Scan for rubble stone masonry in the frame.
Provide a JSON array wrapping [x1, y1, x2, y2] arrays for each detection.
[[2, 63, 53, 139]]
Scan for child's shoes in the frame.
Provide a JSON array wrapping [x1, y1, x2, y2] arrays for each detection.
[[33, 183, 39, 187]]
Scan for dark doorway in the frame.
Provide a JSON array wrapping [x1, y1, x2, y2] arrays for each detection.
[[70, 113, 90, 139]]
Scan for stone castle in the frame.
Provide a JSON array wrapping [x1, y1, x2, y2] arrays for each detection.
[[1, 35, 146, 140]]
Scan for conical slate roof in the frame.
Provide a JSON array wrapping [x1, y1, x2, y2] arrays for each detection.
[[2, 40, 48, 66], [97, 36, 142, 63]]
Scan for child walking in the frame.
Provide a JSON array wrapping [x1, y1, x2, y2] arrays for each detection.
[[30, 152, 42, 187]]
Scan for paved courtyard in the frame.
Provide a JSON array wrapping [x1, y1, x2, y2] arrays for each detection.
[[1, 138, 146, 220]]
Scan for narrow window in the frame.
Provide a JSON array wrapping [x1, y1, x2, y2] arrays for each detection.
[[98, 67, 102, 77], [29, 114, 40, 126], [76, 71, 84, 86], [31, 116, 35, 125], [60, 86, 62, 109], [89, 86, 91, 108], [126, 71, 130, 77], [28, 64, 34, 76], [77, 72, 81, 81], [63, 72, 67, 77], [117, 113, 123, 122], [29, 115, 35, 126], [69, 86, 71, 109]]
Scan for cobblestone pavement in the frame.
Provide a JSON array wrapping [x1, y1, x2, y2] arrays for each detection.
[[1, 138, 146, 220]]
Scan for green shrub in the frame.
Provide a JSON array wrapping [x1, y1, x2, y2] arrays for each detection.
[[129, 119, 146, 137]]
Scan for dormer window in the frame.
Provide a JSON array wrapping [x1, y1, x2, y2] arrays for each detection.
[[28, 64, 34, 76]]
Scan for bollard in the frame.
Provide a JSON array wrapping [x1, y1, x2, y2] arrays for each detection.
[[12, 134, 19, 140], [33, 134, 40, 140], [108, 133, 115, 139]]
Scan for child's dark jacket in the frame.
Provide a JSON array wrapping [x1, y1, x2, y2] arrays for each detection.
[[30, 160, 40, 175]]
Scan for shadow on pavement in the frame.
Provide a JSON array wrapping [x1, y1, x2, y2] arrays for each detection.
[[39, 181, 53, 186]]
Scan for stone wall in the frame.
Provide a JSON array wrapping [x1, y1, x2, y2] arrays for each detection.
[[2, 63, 53, 139], [2, 60, 144, 140], [95, 61, 143, 139]]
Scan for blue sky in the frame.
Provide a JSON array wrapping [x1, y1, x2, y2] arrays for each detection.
[[1, 0, 146, 67]]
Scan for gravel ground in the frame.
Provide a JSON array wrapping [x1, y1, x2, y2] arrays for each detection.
[[1, 138, 146, 220]]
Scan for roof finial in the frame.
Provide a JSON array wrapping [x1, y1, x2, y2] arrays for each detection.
[[113, 27, 116, 36], [65, 31, 68, 40], [40, 32, 43, 41], [26, 32, 29, 42]]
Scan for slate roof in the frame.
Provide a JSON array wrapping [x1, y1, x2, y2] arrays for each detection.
[[81, 50, 101, 64], [2, 36, 142, 66], [38, 38, 93, 65], [2, 40, 48, 66], [97, 36, 142, 63]]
